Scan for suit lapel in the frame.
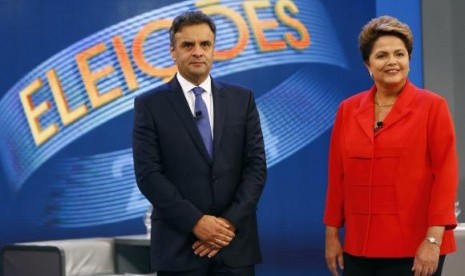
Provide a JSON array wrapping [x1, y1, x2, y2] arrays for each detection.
[[166, 77, 212, 164], [212, 80, 225, 161]]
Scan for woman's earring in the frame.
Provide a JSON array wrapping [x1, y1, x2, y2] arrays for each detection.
[[369, 71, 373, 79]]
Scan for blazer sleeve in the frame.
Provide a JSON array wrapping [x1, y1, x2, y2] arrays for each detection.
[[132, 96, 203, 234], [323, 103, 345, 228], [222, 91, 267, 228], [427, 98, 458, 229]]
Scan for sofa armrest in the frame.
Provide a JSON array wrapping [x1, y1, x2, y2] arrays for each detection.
[[2, 237, 116, 276], [2, 244, 65, 276]]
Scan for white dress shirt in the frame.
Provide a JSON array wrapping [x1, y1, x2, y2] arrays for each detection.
[[176, 73, 214, 136]]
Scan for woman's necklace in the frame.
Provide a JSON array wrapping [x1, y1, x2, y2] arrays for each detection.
[[374, 93, 396, 107], [374, 102, 394, 107]]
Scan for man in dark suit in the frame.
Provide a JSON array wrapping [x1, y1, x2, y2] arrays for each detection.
[[132, 10, 267, 276]]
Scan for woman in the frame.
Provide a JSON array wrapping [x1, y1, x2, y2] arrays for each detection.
[[323, 16, 458, 276]]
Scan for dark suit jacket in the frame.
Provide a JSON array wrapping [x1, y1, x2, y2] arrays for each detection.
[[132, 76, 267, 271]]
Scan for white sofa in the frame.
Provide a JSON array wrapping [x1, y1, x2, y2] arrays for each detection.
[[2, 237, 117, 276]]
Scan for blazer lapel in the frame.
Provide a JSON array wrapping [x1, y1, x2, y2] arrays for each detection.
[[379, 80, 416, 132], [354, 87, 376, 143], [166, 77, 213, 164], [354, 80, 418, 140]]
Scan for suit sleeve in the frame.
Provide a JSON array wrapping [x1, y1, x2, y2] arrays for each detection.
[[323, 103, 345, 228], [427, 98, 458, 229], [222, 91, 267, 228], [132, 96, 203, 234]]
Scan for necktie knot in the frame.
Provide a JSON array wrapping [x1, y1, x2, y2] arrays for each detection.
[[192, 87, 204, 97]]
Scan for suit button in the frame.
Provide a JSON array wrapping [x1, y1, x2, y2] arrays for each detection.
[[211, 175, 218, 182], [209, 206, 218, 215]]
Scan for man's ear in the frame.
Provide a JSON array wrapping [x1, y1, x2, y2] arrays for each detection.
[[170, 46, 176, 62]]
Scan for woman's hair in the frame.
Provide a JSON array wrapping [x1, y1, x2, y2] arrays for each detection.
[[358, 15, 413, 62]]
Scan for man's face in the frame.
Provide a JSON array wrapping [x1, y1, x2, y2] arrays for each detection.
[[170, 23, 215, 85]]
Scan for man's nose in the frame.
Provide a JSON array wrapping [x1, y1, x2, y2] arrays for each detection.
[[193, 44, 203, 56]]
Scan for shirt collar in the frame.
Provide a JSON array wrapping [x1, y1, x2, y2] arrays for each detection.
[[176, 73, 212, 96]]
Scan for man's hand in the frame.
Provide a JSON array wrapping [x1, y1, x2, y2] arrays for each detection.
[[192, 216, 236, 258], [192, 240, 220, 258], [192, 215, 235, 248], [218, 217, 236, 232]]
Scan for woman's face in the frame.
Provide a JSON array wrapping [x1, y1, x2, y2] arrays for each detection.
[[365, 35, 410, 92]]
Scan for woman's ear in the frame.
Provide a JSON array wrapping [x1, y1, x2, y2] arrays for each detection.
[[364, 62, 373, 79]]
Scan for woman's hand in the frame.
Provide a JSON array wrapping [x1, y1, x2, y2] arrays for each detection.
[[413, 226, 444, 276], [412, 239, 440, 276], [325, 226, 344, 276]]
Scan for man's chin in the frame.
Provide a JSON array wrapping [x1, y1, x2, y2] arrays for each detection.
[[184, 72, 209, 84]]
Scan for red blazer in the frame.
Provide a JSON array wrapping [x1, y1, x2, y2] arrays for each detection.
[[323, 80, 458, 257]]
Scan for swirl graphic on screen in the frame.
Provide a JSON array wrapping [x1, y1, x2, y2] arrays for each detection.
[[0, 0, 348, 227]]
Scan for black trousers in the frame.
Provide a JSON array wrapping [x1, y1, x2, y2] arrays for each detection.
[[343, 253, 446, 276]]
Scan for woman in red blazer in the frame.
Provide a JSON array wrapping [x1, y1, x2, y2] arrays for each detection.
[[323, 16, 458, 276]]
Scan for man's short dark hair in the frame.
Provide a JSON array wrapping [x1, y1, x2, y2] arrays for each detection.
[[169, 10, 216, 46]]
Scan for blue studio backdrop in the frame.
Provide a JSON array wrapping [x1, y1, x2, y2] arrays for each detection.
[[0, 0, 421, 274]]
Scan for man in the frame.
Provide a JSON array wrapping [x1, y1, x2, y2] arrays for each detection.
[[132, 10, 267, 276]]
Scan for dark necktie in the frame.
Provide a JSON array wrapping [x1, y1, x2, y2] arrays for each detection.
[[192, 87, 213, 158]]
